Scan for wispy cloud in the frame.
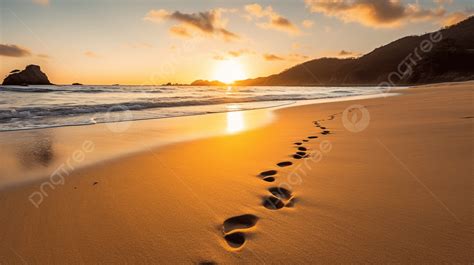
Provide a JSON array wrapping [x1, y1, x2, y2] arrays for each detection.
[[263, 53, 285, 61], [212, 49, 254, 60], [305, 0, 447, 28], [288, 53, 310, 61], [144, 8, 239, 41], [228, 49, 253, 57], [84, 51, 101, 58], [0, 44, 31, 57], [37, 53, 51, 59], [245, 4, 301, 35]]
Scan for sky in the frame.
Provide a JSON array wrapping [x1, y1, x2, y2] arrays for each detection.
[[0, 0, 473, 85]]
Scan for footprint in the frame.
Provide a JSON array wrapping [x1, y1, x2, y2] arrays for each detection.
[[277, 161, 293, 167], [223, 214, 258, 233], [224, 232, 246, 248], [302, 139, 309, 142], [320, 126, 326, 129], [297, 147, 307, 151], [260, 170, 277, 177], [296, 151, 306, 156], [268, 187, 292, 200], [262, 196, 284, 210], [294, 142, 303, 145], [263, 176, 275, 182], [321, 130, 330, 135], [263, 187, 296, 209], [222, 214, 258, 249], [308, 136, 318, 139], [293, 154, 303, 159]]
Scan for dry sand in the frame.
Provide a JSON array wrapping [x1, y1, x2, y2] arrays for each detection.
[[0, 82, 472, 264]]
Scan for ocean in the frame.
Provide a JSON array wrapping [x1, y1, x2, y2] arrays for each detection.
[[0, 85, 390, 131]]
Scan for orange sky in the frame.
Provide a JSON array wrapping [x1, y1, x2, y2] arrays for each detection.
[[1, 0, 472, 85]]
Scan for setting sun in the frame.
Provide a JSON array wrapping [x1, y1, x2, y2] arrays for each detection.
[[213, 59, 247, 84]]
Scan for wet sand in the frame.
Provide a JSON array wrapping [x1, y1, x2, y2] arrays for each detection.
[[0, 81, 472, 264]]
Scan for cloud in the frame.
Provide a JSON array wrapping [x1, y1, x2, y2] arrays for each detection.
[[32, 0, 49, 6], [245, 4, 301, 35], [37, 54, 51, 59], [228, 49, 253, 57], [263, 53, 285, 61], [288, 53, 310, 61], [440, 11, 473, 26], [144, 8, 239, 41], [84, 51, 100, 58], [305, 0, 447, 28], [0, 44, 32, 57], [169, 25, 192, 37], [302, 19, 315, 28], [212, 49, 254, 60]]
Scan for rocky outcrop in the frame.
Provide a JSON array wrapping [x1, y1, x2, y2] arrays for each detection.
[[2, 65, 52, 85], [190, 79, 226, 86]]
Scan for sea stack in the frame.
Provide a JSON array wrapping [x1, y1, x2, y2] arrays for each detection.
[[2, 65, 52, 85]]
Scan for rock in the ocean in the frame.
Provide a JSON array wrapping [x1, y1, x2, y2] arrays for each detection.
[[2, 65, 52, 85]]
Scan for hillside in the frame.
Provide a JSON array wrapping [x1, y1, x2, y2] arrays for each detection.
[[234, 16, 474, 86]]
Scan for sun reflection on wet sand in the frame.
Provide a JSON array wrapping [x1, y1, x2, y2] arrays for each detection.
[[0, 106, 275, 188], [226, 111, 245, 134]]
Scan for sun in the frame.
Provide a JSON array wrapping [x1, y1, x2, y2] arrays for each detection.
[[213, 59, 247, 84]]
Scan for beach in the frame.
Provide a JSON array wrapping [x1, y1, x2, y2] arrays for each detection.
[[0, 82, 472, 263]]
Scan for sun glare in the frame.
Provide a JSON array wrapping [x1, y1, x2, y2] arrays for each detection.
[[213, 59, 247, 84]]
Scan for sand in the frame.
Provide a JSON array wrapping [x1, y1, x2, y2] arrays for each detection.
[[0, 82, 472, 264]]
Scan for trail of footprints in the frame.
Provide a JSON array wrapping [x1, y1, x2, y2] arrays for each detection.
[[221, 113, 339, 250]]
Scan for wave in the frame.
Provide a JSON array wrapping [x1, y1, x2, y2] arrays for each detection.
[[0, 85, 391, 131], [0, 93, 348, 122]]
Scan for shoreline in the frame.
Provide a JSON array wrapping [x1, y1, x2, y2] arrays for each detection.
[[0, 81, 472, 263], [0, 85, 402, 133], [0, 90, 399, 189]]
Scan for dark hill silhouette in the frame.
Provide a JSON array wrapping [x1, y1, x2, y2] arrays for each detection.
[[234, 16, 474, 86], [191, 79, 226, 86]]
